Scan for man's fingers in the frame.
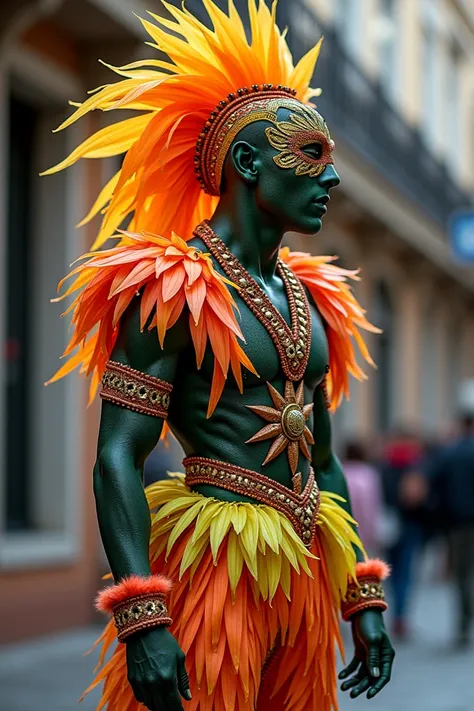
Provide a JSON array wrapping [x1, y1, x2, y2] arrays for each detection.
[[350, 676, 371, 699], [367, 642, 381, 678], [367, 658, 393, 698], [338, 656, 359, 680], [176, 654, 192, 701], [367, 672, 391, 698], [340, 669, 365, 692]]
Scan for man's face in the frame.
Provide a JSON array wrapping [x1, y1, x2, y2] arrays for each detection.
[[254, 105, 340, 234]]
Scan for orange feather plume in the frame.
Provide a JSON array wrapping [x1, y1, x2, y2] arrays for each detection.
[[279, 247, 380, 410], [47, 231, 257, 417]]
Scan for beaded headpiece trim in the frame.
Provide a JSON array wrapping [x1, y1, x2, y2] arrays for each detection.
[[195, 84, 297, 196]]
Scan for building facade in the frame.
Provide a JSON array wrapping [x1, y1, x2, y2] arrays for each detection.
[[0, 0, 473, 643]]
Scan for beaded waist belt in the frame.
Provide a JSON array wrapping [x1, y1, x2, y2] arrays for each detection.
[[184, 456, 321, 547]]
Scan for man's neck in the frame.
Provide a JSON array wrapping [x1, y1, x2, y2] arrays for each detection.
[[208, 187, 285, 284]]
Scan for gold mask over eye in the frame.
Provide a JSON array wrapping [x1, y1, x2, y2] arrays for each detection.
[[265, 104, 335, 177]]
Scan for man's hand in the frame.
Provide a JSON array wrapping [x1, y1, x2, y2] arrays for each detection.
[[126, 626, 191, 711], [339, 609, 395, 700]]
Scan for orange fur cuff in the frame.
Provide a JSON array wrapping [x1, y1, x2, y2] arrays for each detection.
[[96, 574, 172, 615], [355, 559, 391, 583]]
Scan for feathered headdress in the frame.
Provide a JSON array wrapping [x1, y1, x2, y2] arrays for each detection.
[[45, 1, 377, 415], [42, 0, 323, 248]]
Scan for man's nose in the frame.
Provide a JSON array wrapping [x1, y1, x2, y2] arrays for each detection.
[[319, 164, 340, 190]]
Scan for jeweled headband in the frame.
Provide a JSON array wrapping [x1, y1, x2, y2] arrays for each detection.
[[195, 84, 334, 196]]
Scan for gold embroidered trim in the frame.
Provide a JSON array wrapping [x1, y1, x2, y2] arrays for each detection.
[[113, 594, 172, 642], [100, 360, 173, 419], [196, 222, 312, 381], [341, 579, 388, 621], [195, 85, 297, 195], [184, 456, 321, 548]]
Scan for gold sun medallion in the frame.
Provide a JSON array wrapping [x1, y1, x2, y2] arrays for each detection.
[[246, 381, 314, 474]]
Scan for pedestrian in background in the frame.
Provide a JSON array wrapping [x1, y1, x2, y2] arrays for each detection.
[[429, 409, 474, 648], [343, 440, 383, 556], [379, 428, 428, 640]]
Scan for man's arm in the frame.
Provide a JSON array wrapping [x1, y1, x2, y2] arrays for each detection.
[[311, 383, 364, 562], [312, 381, 395, 701], [94, 299, 191, 711]]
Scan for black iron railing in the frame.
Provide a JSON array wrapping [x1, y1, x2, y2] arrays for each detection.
[[278, 1, 472, 227]]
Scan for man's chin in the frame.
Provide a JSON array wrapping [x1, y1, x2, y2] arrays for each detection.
[[293, 217, 323, 235]]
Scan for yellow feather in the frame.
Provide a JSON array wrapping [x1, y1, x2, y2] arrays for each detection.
[[261, 506, 283, 544], [165, 500, 205, 556], [191, 501, 222, 543], [280, 553, 292, 600], [209, 505, 233, 562], [231, 505, 247, 534], [239, 506, 259, 563], [239, 539, 258, 581], [77, 171, 120, 228], [227, 529, 244, 594], [264, 548, 282, 603], [179, 529, 211, 579], [256, 507, 280, 553], [153, 495, 198, 523], [278, 528, 300, 572]]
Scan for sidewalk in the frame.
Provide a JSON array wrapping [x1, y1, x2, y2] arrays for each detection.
[[1, 581, 473, 711]]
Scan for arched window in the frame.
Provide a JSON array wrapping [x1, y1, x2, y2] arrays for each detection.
[[373, 281, 395, 433]]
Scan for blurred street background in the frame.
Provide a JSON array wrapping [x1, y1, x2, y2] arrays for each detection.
[[1, 0, 474, 710]]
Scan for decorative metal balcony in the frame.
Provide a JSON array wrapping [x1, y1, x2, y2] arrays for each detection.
[[277, 1, 473, 228]]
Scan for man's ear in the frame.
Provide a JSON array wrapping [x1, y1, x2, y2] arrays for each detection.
[[230, 141, 259, 186]]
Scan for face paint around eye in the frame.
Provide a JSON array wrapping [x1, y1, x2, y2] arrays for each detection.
[[265, 105, 335, 178]]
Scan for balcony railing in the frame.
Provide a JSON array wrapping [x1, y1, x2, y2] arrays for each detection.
[[278, 1, 472, 227]]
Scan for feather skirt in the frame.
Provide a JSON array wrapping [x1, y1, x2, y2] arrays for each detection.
[[86, 475, 363, 711]]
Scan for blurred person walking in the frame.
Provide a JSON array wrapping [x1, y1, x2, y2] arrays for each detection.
[[343, 441, 383, 556], [380, 429, 427, 640], [429, 408, 474, 648]]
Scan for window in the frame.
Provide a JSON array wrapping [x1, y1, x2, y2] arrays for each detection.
[[444, 41, 462, 176], [1, 74, 82, 567], [378, 0, 398, 103], [420, 23, 438, 147], [5, 95, 38, 531], [336, 0, 363, 61]]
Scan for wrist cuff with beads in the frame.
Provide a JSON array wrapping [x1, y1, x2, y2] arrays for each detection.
[[341, 559, 390, 622], [96, 575, 173, 642]]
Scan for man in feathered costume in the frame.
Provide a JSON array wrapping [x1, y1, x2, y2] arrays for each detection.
[[44, 2, 395, 709]]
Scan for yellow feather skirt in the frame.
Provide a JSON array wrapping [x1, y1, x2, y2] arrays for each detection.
[[87, 475, 364, 711]]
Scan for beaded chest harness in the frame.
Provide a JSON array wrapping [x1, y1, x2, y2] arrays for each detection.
[[196, 221, 312, 382]]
